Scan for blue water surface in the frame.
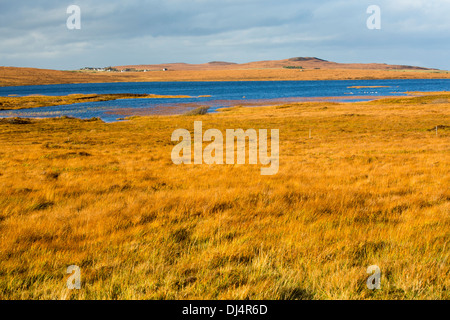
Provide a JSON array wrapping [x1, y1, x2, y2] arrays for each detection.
[[0, 79, 449, 122]]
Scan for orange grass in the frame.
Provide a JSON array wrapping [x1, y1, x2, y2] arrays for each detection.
[[0, 94, 449, 299]]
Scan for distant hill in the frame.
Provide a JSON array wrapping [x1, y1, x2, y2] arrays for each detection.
[[1, 58, 447, 87], [114, 57, 436, 71]]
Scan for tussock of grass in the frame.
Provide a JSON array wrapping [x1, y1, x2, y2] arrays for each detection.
[[184, 106, 210, 116], [0, 93, 448, 300]]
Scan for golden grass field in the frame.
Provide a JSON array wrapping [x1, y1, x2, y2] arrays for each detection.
[[0, 93, 449, 300]]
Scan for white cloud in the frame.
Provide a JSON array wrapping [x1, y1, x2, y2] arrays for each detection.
[[0, 0, 449, 69]]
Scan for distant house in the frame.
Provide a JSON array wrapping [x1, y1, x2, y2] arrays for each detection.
[[80, 67, 108, 72]]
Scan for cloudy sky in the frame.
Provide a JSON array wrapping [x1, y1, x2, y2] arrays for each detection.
[[1, 0, 449, 70]]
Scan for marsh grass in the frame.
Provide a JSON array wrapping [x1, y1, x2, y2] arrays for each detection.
[[0, 94, 448, 299], [184, 106, 210, 116]]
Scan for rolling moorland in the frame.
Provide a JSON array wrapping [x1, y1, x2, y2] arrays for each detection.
[[1, 57, 450, 87], [0, 92, 448, 299]]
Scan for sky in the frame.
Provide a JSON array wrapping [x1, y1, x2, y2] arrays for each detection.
[[0, 0, 449, 70]]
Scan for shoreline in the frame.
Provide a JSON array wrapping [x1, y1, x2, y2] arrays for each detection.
[[2, 91, 448, 121], [0, 94, 407, 118], [0, 93, 192, 111]]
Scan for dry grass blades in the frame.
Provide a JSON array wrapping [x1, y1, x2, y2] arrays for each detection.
[[0, 93, 448, 299]]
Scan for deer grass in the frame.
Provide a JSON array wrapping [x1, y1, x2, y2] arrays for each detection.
[[0, 93, 448, 300]]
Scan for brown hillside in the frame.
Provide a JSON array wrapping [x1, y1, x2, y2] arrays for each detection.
[[1, 58, 449, 87], [115, 57, 437, 71]]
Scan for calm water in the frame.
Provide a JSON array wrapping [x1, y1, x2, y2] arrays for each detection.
[[1, 79, 449, 122]]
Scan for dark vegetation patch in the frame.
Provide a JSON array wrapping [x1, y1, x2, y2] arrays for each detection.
[[28, 200, 54, 211], [184, 106, 210, 116], [53, 151, 92, 159], [428, 125, 450, 131], [0, 117, 32, 124], [278, 287, 315, 300]]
